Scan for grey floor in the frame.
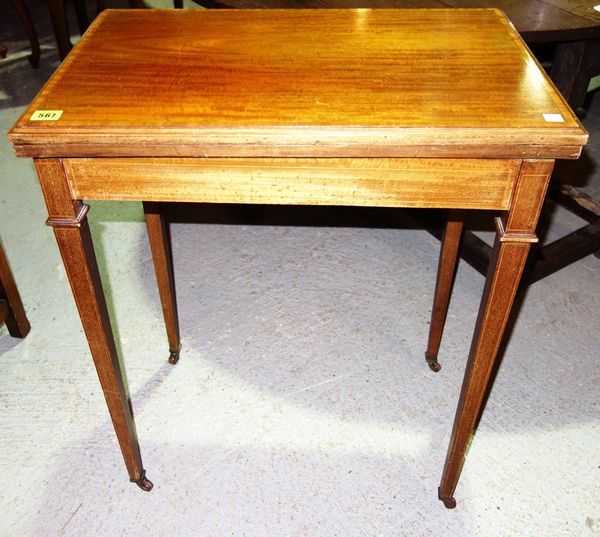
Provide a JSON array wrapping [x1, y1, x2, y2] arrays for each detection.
[[1, 4, 599, 536]]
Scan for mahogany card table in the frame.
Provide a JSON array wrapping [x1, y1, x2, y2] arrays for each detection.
[[8, 8, 588, 508]]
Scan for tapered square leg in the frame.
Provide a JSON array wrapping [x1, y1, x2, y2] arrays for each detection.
[[35, 159, 151, 491], [425, 210, 464, 372], [438, 160, 554, 508], [143, 202, 181, 364]]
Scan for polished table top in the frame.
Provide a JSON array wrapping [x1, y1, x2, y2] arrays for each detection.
[[10, 9, 587, 159]]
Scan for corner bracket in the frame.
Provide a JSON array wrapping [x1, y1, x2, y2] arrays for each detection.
[[46, 204, 90, 228], [495, 217, 538, 244]]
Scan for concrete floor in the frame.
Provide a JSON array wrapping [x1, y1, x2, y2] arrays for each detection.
[[1, 4, 599, 536]]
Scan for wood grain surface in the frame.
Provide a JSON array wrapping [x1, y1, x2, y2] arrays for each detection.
[[9, 9, 587, 158], [65, 157, 519, 209]]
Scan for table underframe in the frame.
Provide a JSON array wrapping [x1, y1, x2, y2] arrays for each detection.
[[34, 155, 555, 508]]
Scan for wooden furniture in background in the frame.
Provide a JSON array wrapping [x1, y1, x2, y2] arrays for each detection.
[[0, 241, 30, 339], [47, 0, 91, 62], [10, 0, 41, 67], [48, 0, 144, 61], [8, 8, 587, 509]]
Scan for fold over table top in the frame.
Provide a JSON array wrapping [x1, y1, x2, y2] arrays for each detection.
[[9, 8, 588, 158]]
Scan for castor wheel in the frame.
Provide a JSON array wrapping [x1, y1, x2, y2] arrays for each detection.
[[438, 488, 456, 509], [425, 353, 441, 372], [168, 344, 181, 365], [441, 496, 456, 509], [132, 470, 154, 492], [428, 360, 441, 372]]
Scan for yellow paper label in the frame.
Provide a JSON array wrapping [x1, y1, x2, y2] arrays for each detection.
[[30, 110, 63, 121]]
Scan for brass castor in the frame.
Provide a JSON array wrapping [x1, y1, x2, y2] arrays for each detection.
[[441, 496, 456, 509], [168, 344, 182, 365], [438, 488, 456, 509], [425, 353, 441, 372], [132, 470, 154, 492]]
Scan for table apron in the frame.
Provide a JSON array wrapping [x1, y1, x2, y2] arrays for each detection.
[[64, 157, 521, 210]]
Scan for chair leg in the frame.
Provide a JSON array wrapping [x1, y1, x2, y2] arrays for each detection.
[[47, 0, 72, 61], [143, 202, 181, 364], [10, 0, 41, 67], [0, 241, 31, 338], [425, 210, 464, 372], [73, 0, 90, 35]]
